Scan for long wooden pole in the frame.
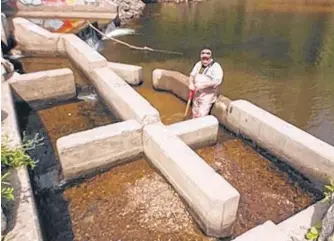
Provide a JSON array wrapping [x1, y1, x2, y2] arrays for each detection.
[[184, 90, 194, 117]]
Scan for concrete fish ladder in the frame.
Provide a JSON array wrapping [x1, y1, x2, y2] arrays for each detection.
[[152, 68, 334, 189], [13, 17, 242, 239]]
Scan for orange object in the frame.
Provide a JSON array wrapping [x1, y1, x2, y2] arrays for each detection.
[[184, 90, 195, 118]]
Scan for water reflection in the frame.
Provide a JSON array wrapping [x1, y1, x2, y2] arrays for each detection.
[[102, 0, 334, 145]]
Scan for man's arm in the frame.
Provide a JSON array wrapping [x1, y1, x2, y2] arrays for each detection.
[[189, 62, 200, 91]]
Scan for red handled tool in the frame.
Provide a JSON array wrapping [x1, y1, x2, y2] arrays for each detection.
[[184, 90, 195, 118]]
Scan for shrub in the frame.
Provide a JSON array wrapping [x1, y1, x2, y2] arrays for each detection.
[[1, 133, 43, 201]]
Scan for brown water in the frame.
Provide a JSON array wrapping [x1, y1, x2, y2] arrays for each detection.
[[100, 0, 328, 236], [101, 0, 334, 146], [197, 131, 319, 237], [16, 97, 118, 241], [65, 158, 214, 241], [22, 57, 90, 89]]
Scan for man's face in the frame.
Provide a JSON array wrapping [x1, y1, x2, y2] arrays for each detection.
[[200, 49, 212, 67]]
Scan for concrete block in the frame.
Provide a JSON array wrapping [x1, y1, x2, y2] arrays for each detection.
[[1, 83, 21, 148], [57, 120, 143, 181], [8, 68, 76, 109], [211, 95, 233, 130], [232, 221, 290, 241], [167, 115, 219, 149], [61, 34, 107, 74], [108, 62, 143, 85], [278, 200, 330, 241], [13, 17, 65, 55], [1, 82, 43, 241], [152, 69, 189, 101], [226, 100, 334, 186], [143, 123, 240, 238], [16, 1, 117, 19], [16, 11, 116, 20], [91, 67, 160, 125]]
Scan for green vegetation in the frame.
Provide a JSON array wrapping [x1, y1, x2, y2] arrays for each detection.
[[305, 180, 334, 241], [1, 133, 43, 201]]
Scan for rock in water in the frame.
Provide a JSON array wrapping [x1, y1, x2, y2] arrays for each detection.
[[318, 194, 334, 241], [1, 207, 7, 234]]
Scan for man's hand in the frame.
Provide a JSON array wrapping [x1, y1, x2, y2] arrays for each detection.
[[189, 82, 195, 91], [188, 76, 195, 91]]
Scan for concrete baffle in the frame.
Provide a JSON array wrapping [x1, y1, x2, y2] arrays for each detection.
[[143, 123, 240, 238], [8, 68, 76, 109], [91, 67, 160, 125], [57, 120, 143, 181], [152, 68, 189, 101], [108, 62, 143, 86], [218, 99, 334, 187], [13, 17, 66, 55], [61, 34, 108, 74], [167, 115, 219, 149]]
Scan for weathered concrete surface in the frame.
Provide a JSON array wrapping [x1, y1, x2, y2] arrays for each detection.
[[152, 69, 189, 101], [278, 200, 331, 241], [1, 82, 43, 241], [221, 100, 334, 187], [16, 1, 117, 12], [211, 95, 232, 127], [108, 62, 143, 85], [16, 1, 117, 19], [8, 68, 76, 109], [13, 17, 65, 55], [143, 123, 240, 238], [91, 67, 160, 125], [167, 115, 219, 149], [16, 11, 116, 20], [232, 221, 290, 241], [62, 34, 108, 74], [57, 120, 143, 181]]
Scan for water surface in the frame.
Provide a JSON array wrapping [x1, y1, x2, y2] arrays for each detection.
[[102, 0, 334, 145]]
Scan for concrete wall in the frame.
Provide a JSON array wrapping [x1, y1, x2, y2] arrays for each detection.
[[220, 100, 334, 187], [211, 95, 232, 126], [13, 18, 66, 56], [152, 69, 189, 101], [143, 123, 240, 237], [108, 62, 143, 86], [91, 67, 160, 125], [232, 221, 289, 241], [61, 34, 108, 74], [16, 2, 116, 19], [8, 68, 76, 109], [16, 11, 116, 20], [57, 120, 143, 181], [167, 115, 219, 149], [1, 82, 43, 241], [277, 200, 330, 241], [151, 68, 334, 188]]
